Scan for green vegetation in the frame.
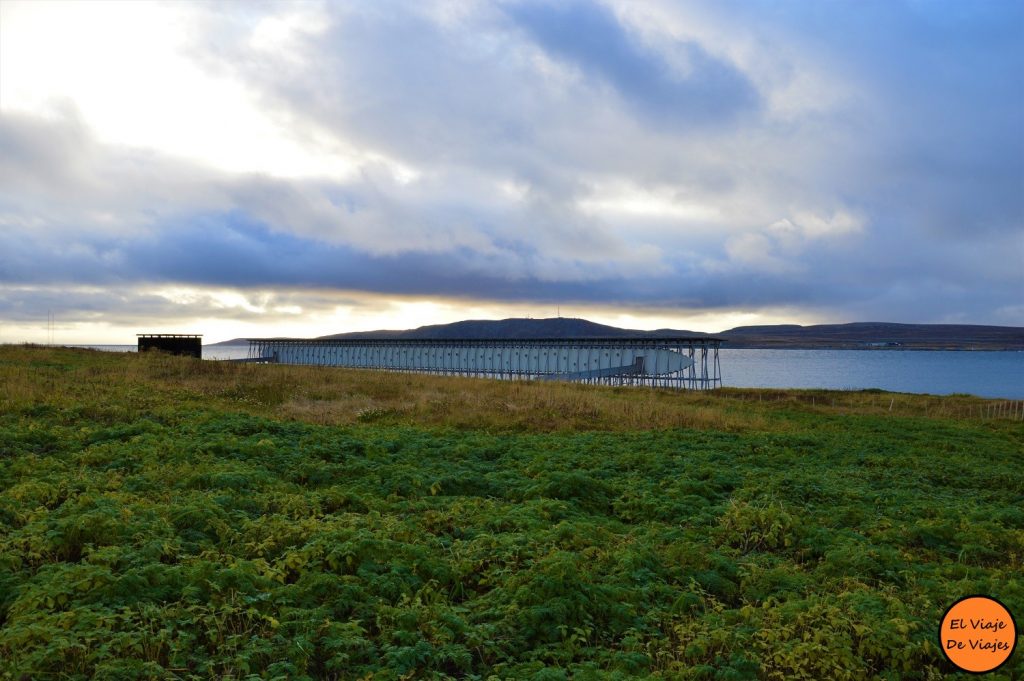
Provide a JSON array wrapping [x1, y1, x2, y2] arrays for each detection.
[[1, 346, 1021, 679]]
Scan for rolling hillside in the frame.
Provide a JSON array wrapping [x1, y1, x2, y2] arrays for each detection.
[[211, 318, 1024, 350]]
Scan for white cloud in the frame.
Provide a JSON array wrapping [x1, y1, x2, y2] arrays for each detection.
[[724, 232, 796, 274], [577, 182, 723, 222], [0, 0, 374, 180], [608, 0, 856, 120], [723, 207, 866, 273]]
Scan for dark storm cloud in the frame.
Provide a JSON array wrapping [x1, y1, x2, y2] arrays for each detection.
[[507, 1, 759, 126], [0, 208, 639, 303], [4, 194, 1019, 325]]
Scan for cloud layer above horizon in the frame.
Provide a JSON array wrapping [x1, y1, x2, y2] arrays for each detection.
[[1, 0, 1021, 342]]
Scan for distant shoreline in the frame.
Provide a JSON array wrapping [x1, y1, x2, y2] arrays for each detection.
[[205, 317, 1024, 351], [15, 341, 1022, 352], [204, 340, 1022, 351]]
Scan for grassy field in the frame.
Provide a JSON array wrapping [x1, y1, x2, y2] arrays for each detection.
[[0, 346, 1021, 679]]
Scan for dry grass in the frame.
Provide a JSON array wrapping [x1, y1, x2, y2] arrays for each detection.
[[1, 345, 1017, 432]]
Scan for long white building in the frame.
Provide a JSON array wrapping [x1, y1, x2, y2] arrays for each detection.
[[246, 337, 722, 389]]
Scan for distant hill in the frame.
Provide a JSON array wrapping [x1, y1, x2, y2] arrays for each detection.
[[317, 317, 704, 341], [210, 318, 1024, 350], [208, 336, 288, 346], [720, 322, 1024, 349]]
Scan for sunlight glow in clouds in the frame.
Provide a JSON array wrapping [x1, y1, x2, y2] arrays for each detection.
[[578, 183, 723, 222], [0, 0, 406, 182], [0, 284, 818, 345]]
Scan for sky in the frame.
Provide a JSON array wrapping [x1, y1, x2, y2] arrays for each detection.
[[0, 0, 1021, 344]]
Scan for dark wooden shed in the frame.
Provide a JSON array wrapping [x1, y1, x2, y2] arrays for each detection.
[[137, 334, 202, 358]]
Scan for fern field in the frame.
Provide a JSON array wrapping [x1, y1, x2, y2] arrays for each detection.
[[0, 347, 1021, 679]]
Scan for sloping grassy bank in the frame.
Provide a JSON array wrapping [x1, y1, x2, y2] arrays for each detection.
[[0, 347, 1021, 679]]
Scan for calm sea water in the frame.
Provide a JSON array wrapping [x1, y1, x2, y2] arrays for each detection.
[[76, 345, 1024, 399], [719, 349, 1023, 399]]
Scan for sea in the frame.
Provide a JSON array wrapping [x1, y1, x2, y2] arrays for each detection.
[[75, 345, 1024, 399]]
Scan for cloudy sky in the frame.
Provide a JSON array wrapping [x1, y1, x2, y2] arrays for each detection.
[[1, 0, 1021, 343]]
